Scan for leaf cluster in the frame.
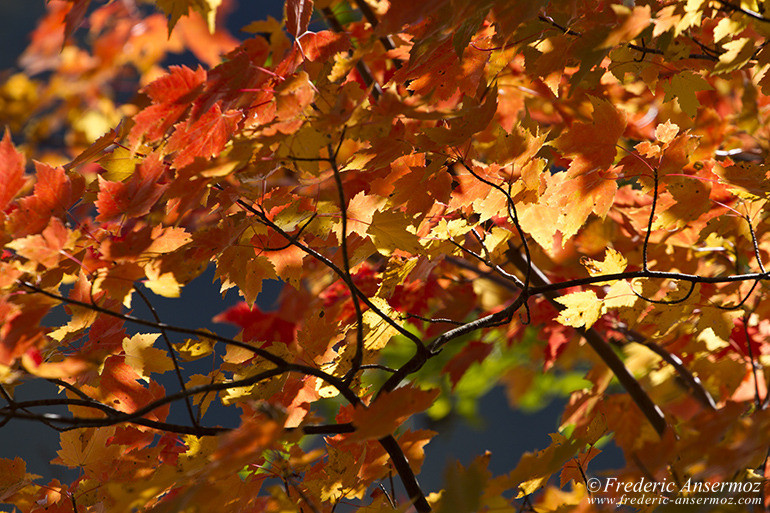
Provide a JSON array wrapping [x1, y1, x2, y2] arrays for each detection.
[[3, 0, 770, 511]]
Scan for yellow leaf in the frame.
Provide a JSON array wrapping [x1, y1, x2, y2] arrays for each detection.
[[98, 146, 137, 182], [434, 454, 490, 513], [214, 245, 277, 305], [696, 308, 741, 345], [143, 267, 182, 298], [580, 248, 627, 279], [366, 209, 423, 256], [603, 280, 638, 310], [122, 333, 174, 381], [555, 290, 602, 329], [176, 337, 214, 361], [504, 433, 581, 499], [662, 70, 712, 117], [54, 427, 122, 474], [153, 0, 221, 33], [713, 17, 745, 44], [185, 373, 220, 417], [714, 37, 755, 74], [363, 297, 403, 351], [377, 256, 418, 299]]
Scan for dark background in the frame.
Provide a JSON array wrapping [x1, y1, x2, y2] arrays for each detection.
[[0, 0, 622, 502]]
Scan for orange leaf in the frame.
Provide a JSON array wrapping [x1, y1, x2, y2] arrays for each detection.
[[129, 65, 207, 145], [166, 103, 242, 168], [299, 30, 350, 62], [555, 97, 626, 177], [0, 129, 27, 212], [95, 152, 168, 222], [350, 386, 440, 440]]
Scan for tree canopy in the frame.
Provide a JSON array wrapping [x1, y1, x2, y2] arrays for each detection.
[[2, 0, 770, 511]]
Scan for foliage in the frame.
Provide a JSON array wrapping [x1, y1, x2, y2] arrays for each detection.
[[3, 0, 770, 511]]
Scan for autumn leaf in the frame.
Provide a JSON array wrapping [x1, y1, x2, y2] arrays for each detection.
[[559, 446, 600, 488], [366, 209, 423, 256], [6, 217, 72, 269], [555, 290, 603, 329], [95, 152, 169, 222], [662, 71, 713, 117], [555, 97, 626, 177], [285, 0, 314, 39], [0, 457, 40, 501], [350, 386, 440, 440], [54, 427, 122, 474], [9, 2, 770, 512], [0, 129, 27, 212], [580, 248, 627, 282], [433, 454, 491, 513], [129, 65, 207, 145], [122, 333, 174, 381], [213, 302, 296, 346], [154, 0, 222, 33], [166, 103, 242, 168], [442, 341, 493, 389], [298, 30, 351, 62], [505, 433, 581, 498]]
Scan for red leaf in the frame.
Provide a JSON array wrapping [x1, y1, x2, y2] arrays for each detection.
[[129, 65, 207, 145], [442, 341, 493, 389], [63, 0, 91, 42], [285, 0, 314, 39], [299, 30, 350, 61], [0, 129, 27, 212], [95, 152, 168, 222], [166, 103, 242, 168], [214, 302, 296, 346]]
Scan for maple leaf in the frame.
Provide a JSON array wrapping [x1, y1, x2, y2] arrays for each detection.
[[63, 0, 91, 42], [94, 358, 170, 421], [434, 453, 490, 513], [505, 433, 581, 498], [442, 341, 493, 390], [298, 30, 351, 62], [54, 427, 122, 475], [166, 103, 242, 168], [122, 333, 174, 381], [13, 1, 770, 512], [0, 457, 40, 502], [601, 5, 651, 48], [349, 386, 440, 440], [559, 446, 601, 488], [95, 152, 169, 222], [214, 302, 296, 346], [366, 208, 424, 256], [154, 0, 221, 33], [129, 65, 207, 145], [214, 245, 277, 305], [555, 290, 603, 329], [392, 38, 488, 100], [555, 97, 626, 177], [580, 248, 627, 282], [0, 129, 27, 212], [662, 70, 713, 117]]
